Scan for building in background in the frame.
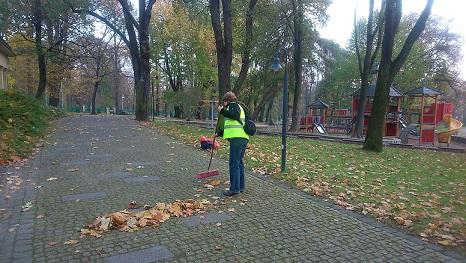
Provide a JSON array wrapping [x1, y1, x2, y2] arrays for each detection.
[[0, 37, 15, 90]]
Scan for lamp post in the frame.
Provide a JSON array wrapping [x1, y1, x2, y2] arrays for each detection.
[[121, 95, 124, 113], [271, 50, 288, 172]]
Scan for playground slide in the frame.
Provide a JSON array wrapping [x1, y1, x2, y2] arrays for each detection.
[[313, 123, 327, 134], [436, 117, 463, 144]]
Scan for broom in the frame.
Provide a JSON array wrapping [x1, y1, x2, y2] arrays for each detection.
[[195, 136, 220, 179]]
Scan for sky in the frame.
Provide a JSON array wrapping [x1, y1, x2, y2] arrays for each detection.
[[318, 0, 466, 79]]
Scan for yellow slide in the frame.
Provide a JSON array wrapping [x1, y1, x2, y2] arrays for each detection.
[[436, 116, 463, 145]]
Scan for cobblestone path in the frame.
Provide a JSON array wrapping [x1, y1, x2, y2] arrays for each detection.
[[0, 115, 464, 262]]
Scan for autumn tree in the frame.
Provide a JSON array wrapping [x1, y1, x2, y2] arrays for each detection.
[[76, 32, 114, 115], [232, 0, 259, 95], [351, 0, 384, 138], [1, 0, 90, 105], [209, 0, 233, 100], [151, 1, 216, 118], [364, 0, 434, 152], [71, 0, 157, 121]]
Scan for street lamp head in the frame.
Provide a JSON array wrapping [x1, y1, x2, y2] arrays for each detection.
[[271, 51, 282, 72]]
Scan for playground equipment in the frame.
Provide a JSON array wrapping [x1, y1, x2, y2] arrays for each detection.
[[404, 87, 447, 145], [299, 99, 351, 134], [436, 117, 463, 146], [326, 108, 352, 134], [401, 86, 463, 146], [300, 99, 329, 133], [351, 84, 403, 137], [299, 85, 462, 147]]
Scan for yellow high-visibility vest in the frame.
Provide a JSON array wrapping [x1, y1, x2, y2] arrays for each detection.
[[223, 103, 249, 139]]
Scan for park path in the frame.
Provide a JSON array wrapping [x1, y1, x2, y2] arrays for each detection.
[[0, 115, 463, 263]]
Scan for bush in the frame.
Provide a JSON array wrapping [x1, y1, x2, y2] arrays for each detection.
[[0, 90, 64, 162]]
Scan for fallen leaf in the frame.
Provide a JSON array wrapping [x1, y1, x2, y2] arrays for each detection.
[[437, 240, 450, 246], [21, 202, 33, 212], [127, 217, 138, 228], [111, 212, 128, 226], [64, 240, 79, 245], [99, 217, 110, 231], [207, 179, 221, 186], [128, 201, 140, 209]]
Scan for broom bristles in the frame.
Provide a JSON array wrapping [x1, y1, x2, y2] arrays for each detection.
[[195, 170, 220, 179]]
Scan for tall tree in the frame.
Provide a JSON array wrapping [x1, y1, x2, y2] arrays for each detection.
[[232, 0, 259, 95], [363, 0, 434, 152], [76, 33, 113, 115], [209, 0, 233, 100], [352, 0, 384, 138], [151, 1, 216, 118], [289, 0, 304, 131], [33, 0, 47, 100], [72, 0, 157, 121]]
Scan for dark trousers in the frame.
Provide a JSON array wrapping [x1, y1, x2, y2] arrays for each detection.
[[229, 138, 248, 193]]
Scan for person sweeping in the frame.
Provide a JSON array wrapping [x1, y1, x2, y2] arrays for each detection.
[[216, 91, 249, 196]]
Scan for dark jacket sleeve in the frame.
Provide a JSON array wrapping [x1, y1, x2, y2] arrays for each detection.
[[220, 102, 240, 121]]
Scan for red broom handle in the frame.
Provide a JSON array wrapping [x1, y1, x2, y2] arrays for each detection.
[[207, 136, 216, 171]]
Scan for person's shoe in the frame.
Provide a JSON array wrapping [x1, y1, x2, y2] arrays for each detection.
[[223, 190, 239, 197], [240, 190, 244, 193]]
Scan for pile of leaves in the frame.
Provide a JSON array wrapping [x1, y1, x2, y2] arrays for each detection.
[[81, 199, 211, 237], [0, 90, 64, 163], [153, 121, 466, 253]]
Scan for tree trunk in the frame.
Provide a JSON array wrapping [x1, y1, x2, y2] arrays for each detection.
[[209, 0, 233, 100], [155, 69, 160, 116], [113, 34, 120, 114], [48, 70, 61, 107], [174, 106, 182, 118], [33, 0, 46, 100], [352, 0, 383, 138], [289, 0, 304, 132], [266, 98, 275, 126], [233, 0, 258, 95], [135, 13, 151, 121], [251, 83, 280, 120], [91, 81, 99, 115], [363, 64, 391, 152], [364, 0, 433, 152]]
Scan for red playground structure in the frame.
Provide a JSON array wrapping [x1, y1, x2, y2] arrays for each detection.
[[299, 85, 462, 147], [352, 84, 403, 137], [405, 86, 457, 145]]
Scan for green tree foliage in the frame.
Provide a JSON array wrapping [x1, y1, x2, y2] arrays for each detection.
[[315, 40, 359, 108], [151, 1, 216, 118]]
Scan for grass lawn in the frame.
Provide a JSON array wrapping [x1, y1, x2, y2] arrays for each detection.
[[153, 120, 466, 253]]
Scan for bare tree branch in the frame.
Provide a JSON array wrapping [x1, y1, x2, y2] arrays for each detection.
[[117, 0, 141, 31]]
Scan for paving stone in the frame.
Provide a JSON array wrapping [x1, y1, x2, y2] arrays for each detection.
[[109, 171, 132, 178], [123, 176, 161, 183], [61, 191, 107, 202], [1, 115, 463, 262], [103, 245, 174, 263], [183, 211, 233, 226]]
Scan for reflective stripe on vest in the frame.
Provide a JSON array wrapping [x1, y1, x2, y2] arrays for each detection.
[[223, 103, 249, 139]]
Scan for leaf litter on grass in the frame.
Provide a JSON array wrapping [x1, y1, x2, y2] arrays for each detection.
[[153, 120, 466, 251]]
